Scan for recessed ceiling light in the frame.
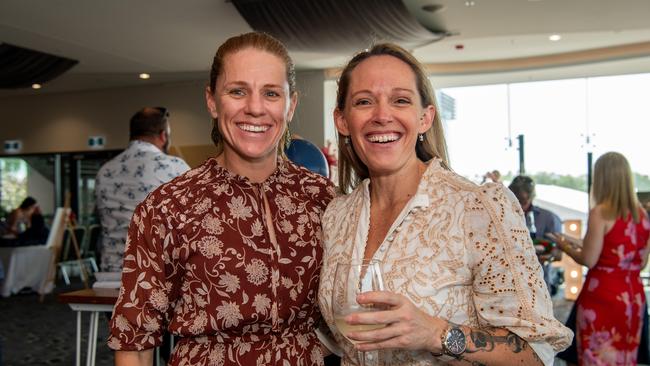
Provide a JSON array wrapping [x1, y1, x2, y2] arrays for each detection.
[[32, 83, 42, 89], [549, 34, 562, 41], [465, 1, 476, 6], [139, 73, 151, 80], [421, 4, 446, 13]]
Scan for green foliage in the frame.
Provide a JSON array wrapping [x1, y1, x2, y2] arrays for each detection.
[[0, 158, 28, 214]]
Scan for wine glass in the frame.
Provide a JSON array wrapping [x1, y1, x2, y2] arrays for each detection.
[[332, 259, 385, 366]]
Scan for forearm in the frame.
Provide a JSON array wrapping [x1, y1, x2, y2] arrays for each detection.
[[449, 326, 543, 366], [115, 349, 154, 366]]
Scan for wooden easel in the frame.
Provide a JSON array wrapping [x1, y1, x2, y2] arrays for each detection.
[[40, 193, 90, 301]]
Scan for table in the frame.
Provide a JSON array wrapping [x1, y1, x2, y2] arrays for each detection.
[[59, 288, 118, 366]]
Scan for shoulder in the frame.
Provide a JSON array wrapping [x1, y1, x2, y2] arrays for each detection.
[[282, 160, 336, 207], [323, 184, 362, 224], [143, 159, 217, 208]]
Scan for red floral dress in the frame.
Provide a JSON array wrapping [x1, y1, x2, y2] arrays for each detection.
[[107, 158, 335, 366], [577, 211, 650, 365]]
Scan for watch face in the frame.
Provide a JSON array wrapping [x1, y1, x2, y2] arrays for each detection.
[[446, 327, 467, 355]]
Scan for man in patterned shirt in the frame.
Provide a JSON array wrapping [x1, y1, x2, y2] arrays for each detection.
[[95, 107, 190, 272]]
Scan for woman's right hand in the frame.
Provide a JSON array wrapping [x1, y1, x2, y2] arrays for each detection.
[[547, 232, 580, 252]]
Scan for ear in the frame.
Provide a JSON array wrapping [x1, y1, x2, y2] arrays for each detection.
[[286, 91, 298, 122], [419, 105, 435, 134], [205, 86, 218, 119], [334, 108, 350, 136]]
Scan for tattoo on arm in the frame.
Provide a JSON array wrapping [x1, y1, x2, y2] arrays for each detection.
[[465, 328, 528, 354]]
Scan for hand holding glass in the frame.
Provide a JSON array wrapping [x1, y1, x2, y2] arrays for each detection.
[[332, 260, 385, 365]]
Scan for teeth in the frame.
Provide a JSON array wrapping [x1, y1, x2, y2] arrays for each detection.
[[367, 133, 399, 143], [238, 124, 269, 132]]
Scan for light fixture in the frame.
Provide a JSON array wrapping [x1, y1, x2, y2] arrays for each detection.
[[569, 223, 577, 232], [549, 34, 562, 41], [32, 83, 42, 89], [570, 270, 578, 278], [464, 1, 475, 6], [570, 286, 578, 294], [421, 4, 446, 13], [139, 73, 151, 80]]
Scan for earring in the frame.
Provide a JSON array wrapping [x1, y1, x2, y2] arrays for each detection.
[[284, 127, 292, 150], [418, 134, 424, 142], [344, 136, 350, 145]]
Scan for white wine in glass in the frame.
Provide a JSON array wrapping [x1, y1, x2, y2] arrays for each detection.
[[332, 259, 386, 365]]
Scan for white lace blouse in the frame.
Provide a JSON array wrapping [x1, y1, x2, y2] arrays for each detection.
[[318, 159, 572, 365]]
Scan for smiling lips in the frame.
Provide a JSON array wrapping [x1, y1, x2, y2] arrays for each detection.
[[366, 132, 401, 143], [237, 123, 270, 133]]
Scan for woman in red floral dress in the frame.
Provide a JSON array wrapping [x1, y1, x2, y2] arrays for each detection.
[[108, 32, 335, 365], [553, 152, 650, 365]]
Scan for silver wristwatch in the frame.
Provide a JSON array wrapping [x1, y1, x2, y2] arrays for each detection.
[[432, 324, 467, 361]]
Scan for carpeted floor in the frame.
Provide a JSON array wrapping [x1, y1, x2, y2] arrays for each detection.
[[0, 280, 632, 366], [0, 280, 113, 366]]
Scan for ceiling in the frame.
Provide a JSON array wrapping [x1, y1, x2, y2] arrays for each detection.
[[1, 0, 650, 97]]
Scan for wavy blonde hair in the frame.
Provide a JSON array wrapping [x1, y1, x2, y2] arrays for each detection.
[[592, 151, 640, 223]]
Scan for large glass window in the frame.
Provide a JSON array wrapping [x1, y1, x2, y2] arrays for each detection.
[[0, 158, 28, 216]]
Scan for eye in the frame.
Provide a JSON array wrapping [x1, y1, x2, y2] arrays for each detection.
[[395, 97, 412, 105], [228, 88, 246, 97], [264, 90, 281, 98], [353, 98, 371, 106]]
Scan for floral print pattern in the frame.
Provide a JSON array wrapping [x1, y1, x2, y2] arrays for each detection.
[[108, 157, 335, 365], [576, 211, 650, 365]]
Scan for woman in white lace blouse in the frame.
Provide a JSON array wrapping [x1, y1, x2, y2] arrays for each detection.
[[317, 44, 572, 365]]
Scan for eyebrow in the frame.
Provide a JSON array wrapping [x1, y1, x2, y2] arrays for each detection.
[[223, 81, 285, 89], [350, 88, 415, 98]]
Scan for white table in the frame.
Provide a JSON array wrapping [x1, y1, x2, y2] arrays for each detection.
[[59, 288, 117, 366]]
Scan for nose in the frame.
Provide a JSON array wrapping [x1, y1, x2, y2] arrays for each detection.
[[373, 100, 392, 125], [245, 92, 264, 116]]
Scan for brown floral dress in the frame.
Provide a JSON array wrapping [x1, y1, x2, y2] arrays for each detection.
[[108, 157, 335, 366]]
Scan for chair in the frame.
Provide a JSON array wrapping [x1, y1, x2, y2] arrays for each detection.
[[0, 207, 69, 297], [57, 225, 97, 285], [85, 224, 101, 262]]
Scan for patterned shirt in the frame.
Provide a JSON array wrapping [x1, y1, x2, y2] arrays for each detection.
[[318, 159, 573, 366], [108, 158, 335, 366], [95, 140, 190, 271]]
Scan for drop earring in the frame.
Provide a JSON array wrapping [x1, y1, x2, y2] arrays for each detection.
[[418, 134, 424, 142], [344, 136, 350, 145]]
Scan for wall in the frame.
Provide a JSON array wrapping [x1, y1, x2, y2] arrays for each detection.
[[0, 70, 328, 154], [0, 81, 211, 154], [292, 70, 327, 146]]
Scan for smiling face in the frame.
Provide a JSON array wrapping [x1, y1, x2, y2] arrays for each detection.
[[335, 55, 434, 177], [206, 47, 297, 168]]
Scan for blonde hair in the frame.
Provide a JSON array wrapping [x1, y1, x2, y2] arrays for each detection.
[[592, 151, 640, 222], [207, 32, 296, 156], [335, 43, 449, 193]]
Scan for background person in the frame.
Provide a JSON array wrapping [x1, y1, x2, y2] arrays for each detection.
[[509, 175, 564, 296], [108, 32, 335, 366], [318, 43, 571, 366], [5, 196, 38, 236], [95, 106, 190, 272], [550, 151, 650, 365]]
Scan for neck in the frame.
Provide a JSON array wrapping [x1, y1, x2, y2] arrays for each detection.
[[368, 158, 427, 209], [217, 150, 278, 183], [134, 136, 163, 151]]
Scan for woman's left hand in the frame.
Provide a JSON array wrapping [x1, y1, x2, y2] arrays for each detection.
[[343, 291, 447, 353]]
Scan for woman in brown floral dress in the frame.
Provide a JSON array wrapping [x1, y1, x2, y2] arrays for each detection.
[[109, 32, 335, 366]]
